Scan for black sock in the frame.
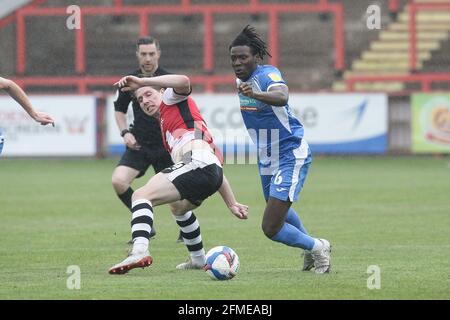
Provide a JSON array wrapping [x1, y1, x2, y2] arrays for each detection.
[[118, 187, 133, 211]]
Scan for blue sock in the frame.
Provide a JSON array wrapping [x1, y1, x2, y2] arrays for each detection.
[[286, 208, 309, 235], [271, 222, 315, 250]]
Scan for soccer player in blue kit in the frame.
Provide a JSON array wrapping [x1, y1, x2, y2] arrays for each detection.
[[229, 26, 331, 273]]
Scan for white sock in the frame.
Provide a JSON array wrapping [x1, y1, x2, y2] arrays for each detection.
[[191, 249, 206, 266], [132, 237, 149, 254], [311, 238, 323, 252]]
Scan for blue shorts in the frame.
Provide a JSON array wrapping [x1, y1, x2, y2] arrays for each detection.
[[259, 139, 312, 202]]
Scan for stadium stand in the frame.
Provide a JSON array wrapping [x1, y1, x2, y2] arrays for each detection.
[[0, 0, 371, 91], [0, 0, 448, 94], [334, 0, 450, 93]]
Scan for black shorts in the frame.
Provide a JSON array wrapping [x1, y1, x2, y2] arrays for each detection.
[[162, 158, 223, 207], [117, 145, 173, 178]]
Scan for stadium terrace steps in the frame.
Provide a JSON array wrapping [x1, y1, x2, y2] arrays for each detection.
[[352, 61, 422, 71], [370, 41, 440, 51], [389, 22, 450, 32], [398, 12, 450, 23], [332, 80, 405, 92], [343, 71, 409, 77], [362, 51, 431, 60], [333, 1, 450, 92], [379, 31, 448, 41]]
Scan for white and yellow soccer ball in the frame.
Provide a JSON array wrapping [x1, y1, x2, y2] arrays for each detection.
[[204, 246, 240, 281]]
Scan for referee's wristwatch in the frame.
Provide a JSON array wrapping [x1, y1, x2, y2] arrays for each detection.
[[120, 129, 130, 137]]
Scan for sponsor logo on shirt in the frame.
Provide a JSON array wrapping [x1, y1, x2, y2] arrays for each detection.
[[239, 95, 258, 112]]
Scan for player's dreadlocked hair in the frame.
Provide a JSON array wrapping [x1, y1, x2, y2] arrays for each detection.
[[229, 25, 272, 59]]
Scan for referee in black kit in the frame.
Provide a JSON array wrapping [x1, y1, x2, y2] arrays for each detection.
[[112, 36, 182, 243]]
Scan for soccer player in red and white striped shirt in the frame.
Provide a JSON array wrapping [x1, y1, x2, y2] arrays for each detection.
[[109, 74, 248, 275]]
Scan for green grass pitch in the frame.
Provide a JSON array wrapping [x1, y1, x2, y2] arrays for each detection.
[[0, 156, 449, 299]]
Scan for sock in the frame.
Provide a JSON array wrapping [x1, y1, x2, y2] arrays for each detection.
[[285, 208, 309, 235], [118, 187, 133, 211], [311, 238, 324, 252], [173, 211, 206, 266], [130, 199, 154, 254], [271, 222, 315, 250]]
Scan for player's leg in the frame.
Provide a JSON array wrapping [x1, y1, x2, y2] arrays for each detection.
[[284, 147, 311, 235], [263, 197, 330, 273], [262, 197, 315, 249], [109, 171, 182, 275], [165, 155, 223, 270], [132, 170, 182, 205], [262, 171, 311, 270], [111, 160, 211, 267], [285, 207, 314, 270], [111, 165, 140, 208], [260, 172, 308, 235], [274, 159, 313, 270], [151, 149, 184, 243], [169, 200, 207, 269], [286, 208, 309, 234], [263, 144, 331, 273], [282, 147, 314, 270], [112, 148, 156, 239], [112, 148, 151, 209], [109, 153, 223, 274], [129, 172, 182, 254], [260, 171, 316, 254]]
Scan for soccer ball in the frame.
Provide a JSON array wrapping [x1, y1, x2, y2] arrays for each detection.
[[204, 246, 240, 281]]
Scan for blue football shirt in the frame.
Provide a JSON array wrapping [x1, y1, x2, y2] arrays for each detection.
[[237, 65, 305, 168]]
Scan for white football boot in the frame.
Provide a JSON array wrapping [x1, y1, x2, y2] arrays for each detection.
[[109, 251, 152, 275], [311, 239, 331, 274], [302, 250, 315, 271], [176, 258, 205, 270]]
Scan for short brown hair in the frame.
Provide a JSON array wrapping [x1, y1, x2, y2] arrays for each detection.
[[136, 36, 160, 51]]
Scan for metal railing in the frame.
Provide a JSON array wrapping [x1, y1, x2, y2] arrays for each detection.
[[346, 73, 450, 94], [11, 0, 345, 78]]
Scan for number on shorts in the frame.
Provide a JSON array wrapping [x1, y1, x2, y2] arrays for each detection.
[[161, 162, 185, 173], [274, 170, 283, 185]]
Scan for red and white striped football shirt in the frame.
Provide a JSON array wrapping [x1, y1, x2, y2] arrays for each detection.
[[159, 88, 223, 164]]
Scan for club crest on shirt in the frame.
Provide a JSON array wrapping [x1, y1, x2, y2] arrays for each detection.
[[268, 73, 282, 82]]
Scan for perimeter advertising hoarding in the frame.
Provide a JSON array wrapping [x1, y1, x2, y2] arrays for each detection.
[[411, 93, 450, 153], [106, 93, 388, 155], [0, 96, 97, 156]]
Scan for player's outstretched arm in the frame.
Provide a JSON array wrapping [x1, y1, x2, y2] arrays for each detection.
[[218, 174, 248, 220], [115, 74, 191, 95], [0, 77, 54, 126]]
